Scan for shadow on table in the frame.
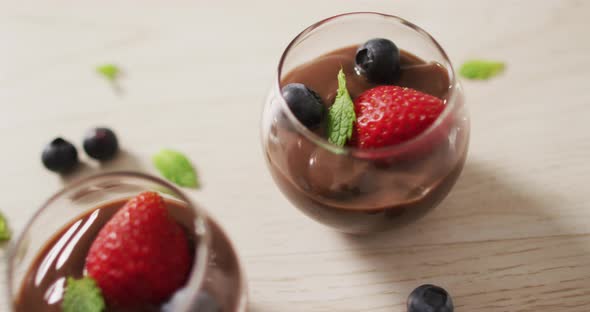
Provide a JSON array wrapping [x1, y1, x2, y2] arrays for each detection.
[[60, 149, 146, 183], [337, 160, 590, 310]]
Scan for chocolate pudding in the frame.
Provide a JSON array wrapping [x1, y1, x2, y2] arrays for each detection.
[[13, 198, 244, 311], [263, 45, 469, 233]]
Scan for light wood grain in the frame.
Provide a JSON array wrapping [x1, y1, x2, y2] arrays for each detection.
[[1, 0, 590, 311]]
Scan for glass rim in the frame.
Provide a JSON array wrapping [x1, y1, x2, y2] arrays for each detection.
[[5, 171, 211, 311], [275, 11, 460, 158]]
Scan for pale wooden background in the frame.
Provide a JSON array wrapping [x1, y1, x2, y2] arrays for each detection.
[[1, 1, 590, 311]]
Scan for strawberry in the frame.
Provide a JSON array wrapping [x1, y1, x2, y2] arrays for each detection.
[[85, 192, 192, 308], [352, 85, 445, 149]]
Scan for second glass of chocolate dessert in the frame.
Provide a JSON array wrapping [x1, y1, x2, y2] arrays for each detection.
[[7, 172, 247, 311], [261, 12, 470, 233]]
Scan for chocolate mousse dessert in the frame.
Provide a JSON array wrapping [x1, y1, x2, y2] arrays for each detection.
[[263, 37, 469, 233], [14, 192, 243, 311]]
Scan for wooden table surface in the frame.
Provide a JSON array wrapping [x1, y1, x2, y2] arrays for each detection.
[[1, 1, 590, 311]]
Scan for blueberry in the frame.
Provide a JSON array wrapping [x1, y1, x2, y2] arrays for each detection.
[[408, 284, 454, 312], [83, 127, 119, 161], [355, 38, 400, 84], [42, 138, 78, 173], [281, 83, 325, 129]]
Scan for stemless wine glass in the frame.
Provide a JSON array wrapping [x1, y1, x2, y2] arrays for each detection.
[[7, 172, 247, 311], [261, 12, 470, 234]]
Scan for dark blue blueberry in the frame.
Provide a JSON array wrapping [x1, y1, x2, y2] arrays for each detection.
[[281, 83, 325, 129], [408, 284, 454, 312], [42, 138, 78, 173], [355, 38, 400, 84], [83, 127, 119, 161]]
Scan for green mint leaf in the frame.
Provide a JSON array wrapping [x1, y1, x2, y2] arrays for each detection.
[[96, 64, 120, 82], [0, 211, 11, 242], [153, 149, 199, 188], [460, 60, 505, 80], [62, 277, 105, 312], [327, 69, 356, 147]]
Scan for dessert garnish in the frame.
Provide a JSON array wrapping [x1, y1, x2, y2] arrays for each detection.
[[282, 38, 447, 149], [407, 284, 454, 312], [460, 59, 505, 80], [327, 69, 355, 147], [41, 128, 202, 188], [85, 192, 192, 307], [355, 38, 401, 84], [96, 64, 120, 83], [42, 138, 79, 173], [62, 277, 105, 312], [281, 83, 326, 129], [0, 211, 11, 242], [83, 127, 119, 161], [352, 85, 444, 148], [153, 149, 199, 188], [42, 127, 119, 174]]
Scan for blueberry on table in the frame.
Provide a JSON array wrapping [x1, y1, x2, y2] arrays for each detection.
[[408, 284, 454, 312], [83, 127, 119, 161], [281, 83, 326, 129], [355, 38, 400, 84], [42, 138, 78, 173]]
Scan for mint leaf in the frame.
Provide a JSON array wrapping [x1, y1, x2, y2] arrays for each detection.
[[96, 64, 120, 82], [63, 277, 105, 312], [153, 149, 199, 188], [327, 69, 356, 146], [0, 211, 11, 242], [460, 60, 505, 80]]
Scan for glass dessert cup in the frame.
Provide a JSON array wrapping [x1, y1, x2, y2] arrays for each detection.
[[7, 172, 247, 311], [261, 12, 470, 234]]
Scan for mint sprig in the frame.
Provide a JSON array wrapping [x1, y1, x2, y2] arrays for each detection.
[[62, 277, 105, 312], [460, 60, 505, 80], [153, 149, 199, 188], [0, 211, 11, 242], [327, 69, 356, 146], [96, 64, 120, 82]]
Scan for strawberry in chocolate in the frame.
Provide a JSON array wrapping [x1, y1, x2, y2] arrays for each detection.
[[85, 192, 192, 308], [352, 85, 444, 149]]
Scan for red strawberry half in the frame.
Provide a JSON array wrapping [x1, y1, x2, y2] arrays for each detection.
[[352, 85, 445, 149], [85, 192, 192, 308]]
